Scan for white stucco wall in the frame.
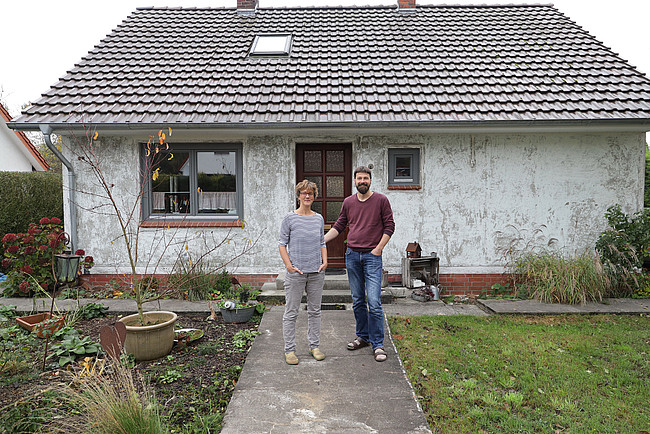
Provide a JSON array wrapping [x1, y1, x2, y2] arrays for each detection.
[[0, 120, 36, 171], [60, 129, 646, 277]]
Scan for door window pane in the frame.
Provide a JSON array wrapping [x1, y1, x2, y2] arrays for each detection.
[[197, 151, 237, 214], [311, 202, 322, 216], [326, 201, 343, 221], [326, 150, 344, 172], [304, 150, 322, 172], [326, 176, 344, 197], [152, 151, 190, 214], [305, 176, 322, 195]]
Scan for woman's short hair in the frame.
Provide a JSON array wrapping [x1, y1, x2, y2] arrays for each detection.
[[295, 179, 318, 199]]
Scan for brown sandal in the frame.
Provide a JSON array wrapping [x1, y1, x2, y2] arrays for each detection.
[[374, 347, 387, 362], [347, 337, 370, 351]]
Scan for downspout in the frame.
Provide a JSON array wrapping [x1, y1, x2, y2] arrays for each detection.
[[39, 125, 77, 251]]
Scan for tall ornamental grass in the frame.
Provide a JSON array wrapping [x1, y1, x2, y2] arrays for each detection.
[[64, 359, 168, 434], [512, 251, 609, 304]]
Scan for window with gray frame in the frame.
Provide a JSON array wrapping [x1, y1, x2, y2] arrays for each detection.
[[388, 148, 420, 186], [143, 143, 243, 220]]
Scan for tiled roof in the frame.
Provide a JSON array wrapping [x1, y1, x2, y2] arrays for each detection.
[[12, 4, 650, 128]]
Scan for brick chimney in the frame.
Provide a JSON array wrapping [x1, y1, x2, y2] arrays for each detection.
[[237, 0, 258, 15], [398, 0, 416, 11]]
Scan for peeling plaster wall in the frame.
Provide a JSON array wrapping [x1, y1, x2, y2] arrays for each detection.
[[61, 130, 646, 277]]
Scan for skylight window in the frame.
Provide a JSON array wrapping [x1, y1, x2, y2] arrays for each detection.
[[250, 34, 292, 56]]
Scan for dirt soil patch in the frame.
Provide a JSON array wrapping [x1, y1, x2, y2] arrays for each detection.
[[0, 313, 261, 432]]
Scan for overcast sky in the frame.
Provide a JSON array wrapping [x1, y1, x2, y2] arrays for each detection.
[[1, 0, 649, 122]]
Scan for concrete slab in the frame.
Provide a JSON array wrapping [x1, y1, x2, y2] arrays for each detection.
[[220, 307, 431, 434], [477, 298, 650, 315]]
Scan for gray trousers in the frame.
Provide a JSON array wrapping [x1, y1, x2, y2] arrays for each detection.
[[282, 271, 325, 353]]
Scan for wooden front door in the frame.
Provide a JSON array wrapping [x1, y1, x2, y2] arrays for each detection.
[[296, 143, 352, 268]]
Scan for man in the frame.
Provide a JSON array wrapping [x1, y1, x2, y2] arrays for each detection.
[[324, 166, 395, 362]]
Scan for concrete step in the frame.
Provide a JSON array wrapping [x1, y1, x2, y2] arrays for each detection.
[[274, 272, 350, 291], [258, 282, 394, 304]]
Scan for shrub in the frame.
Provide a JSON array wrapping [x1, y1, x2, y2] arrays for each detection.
[[596, 205, 650, 293], [511, 251, 609, 304], [168, 260, 233, 301], [0, 171, 63, 236], [0, 218, 66, 296]]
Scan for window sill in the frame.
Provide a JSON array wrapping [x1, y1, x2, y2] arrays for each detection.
[[388, 184, 421, 190], [140, 220, 244, 228]]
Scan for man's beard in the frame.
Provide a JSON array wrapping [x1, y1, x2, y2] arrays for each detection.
[[355, 183, 369, 194]]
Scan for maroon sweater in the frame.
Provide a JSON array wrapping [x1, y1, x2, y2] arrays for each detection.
[[332, 192, 395, 252]]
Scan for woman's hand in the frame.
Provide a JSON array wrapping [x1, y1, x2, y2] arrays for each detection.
[[286, 264, 303, 274], [318, 262, 328, 272]]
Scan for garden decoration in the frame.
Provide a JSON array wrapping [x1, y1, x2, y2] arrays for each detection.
[[99, 321, 127, 360]]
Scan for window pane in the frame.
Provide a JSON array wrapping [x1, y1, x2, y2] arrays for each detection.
[[197, 151, 238, 214], [325, 150, 344, 172], [152, 151, 190, 214], [395, 155, 412, 178], [252, 35, 291, 55], [304, 151, 322, 172], [326, 201, 343, 221], [305, 176, 322, 195], [326, 176, 344, 197], [311, 202, 322, 216]]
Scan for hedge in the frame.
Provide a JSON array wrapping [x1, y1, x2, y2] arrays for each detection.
[[644, 148, 650, 208], [0, 171, 63, 236]]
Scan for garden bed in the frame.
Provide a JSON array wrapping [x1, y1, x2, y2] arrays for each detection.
[[0, 313, 261, 432]]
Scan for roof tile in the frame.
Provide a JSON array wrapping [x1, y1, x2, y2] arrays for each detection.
[[12, 4, 650, 127]]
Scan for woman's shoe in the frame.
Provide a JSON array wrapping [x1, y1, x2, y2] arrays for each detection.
[[309, 348, 326, 361], [285, 352, 299, 365]]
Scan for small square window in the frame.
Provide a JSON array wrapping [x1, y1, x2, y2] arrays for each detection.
[[388, 148, 420, 187], [250, 34, 292, 56]]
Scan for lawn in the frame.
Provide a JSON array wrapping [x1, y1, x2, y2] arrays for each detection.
[[389, 314, 650, 433]]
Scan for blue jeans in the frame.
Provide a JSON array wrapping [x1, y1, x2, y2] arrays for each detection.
[[345, 248, 384, 350]]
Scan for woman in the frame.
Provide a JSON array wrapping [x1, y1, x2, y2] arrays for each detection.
[[278, 180, 328, 365]]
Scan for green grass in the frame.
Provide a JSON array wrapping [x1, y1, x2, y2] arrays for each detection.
[[389, 314, 650, 433]]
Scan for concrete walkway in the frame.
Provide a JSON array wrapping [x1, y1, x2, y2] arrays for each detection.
[[2, 294, 648, 433]]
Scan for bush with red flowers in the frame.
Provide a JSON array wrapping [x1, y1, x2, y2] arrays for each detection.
[[0, 218, 83, 297]]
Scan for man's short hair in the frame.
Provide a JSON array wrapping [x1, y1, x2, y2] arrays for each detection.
[[354, 166, 372, 179], [295, 179, 318, 199]]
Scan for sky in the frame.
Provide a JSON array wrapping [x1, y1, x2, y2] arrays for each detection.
[[1, 0, 649, 123]]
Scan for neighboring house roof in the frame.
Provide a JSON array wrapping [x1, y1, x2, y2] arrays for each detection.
[[10, 4, 650, 129], [0, 103, 49, 171]]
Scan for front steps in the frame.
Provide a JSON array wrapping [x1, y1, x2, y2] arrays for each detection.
[[258, 270, 394, 304]]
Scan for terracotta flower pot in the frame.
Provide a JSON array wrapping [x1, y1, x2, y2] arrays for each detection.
[[118, 311, 177, 361], [16, 313, 65, 338]]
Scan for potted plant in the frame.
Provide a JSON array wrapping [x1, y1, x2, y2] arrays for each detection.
[[215, 283, 261, 323]]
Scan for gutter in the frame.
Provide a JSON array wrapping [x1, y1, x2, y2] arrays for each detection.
[[10, 118, 650, 134], [39, 125, 77, 251]]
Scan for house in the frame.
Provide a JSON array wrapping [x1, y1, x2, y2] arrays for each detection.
[[9, 0, 650, 294], [0, 103, 48, 172]]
